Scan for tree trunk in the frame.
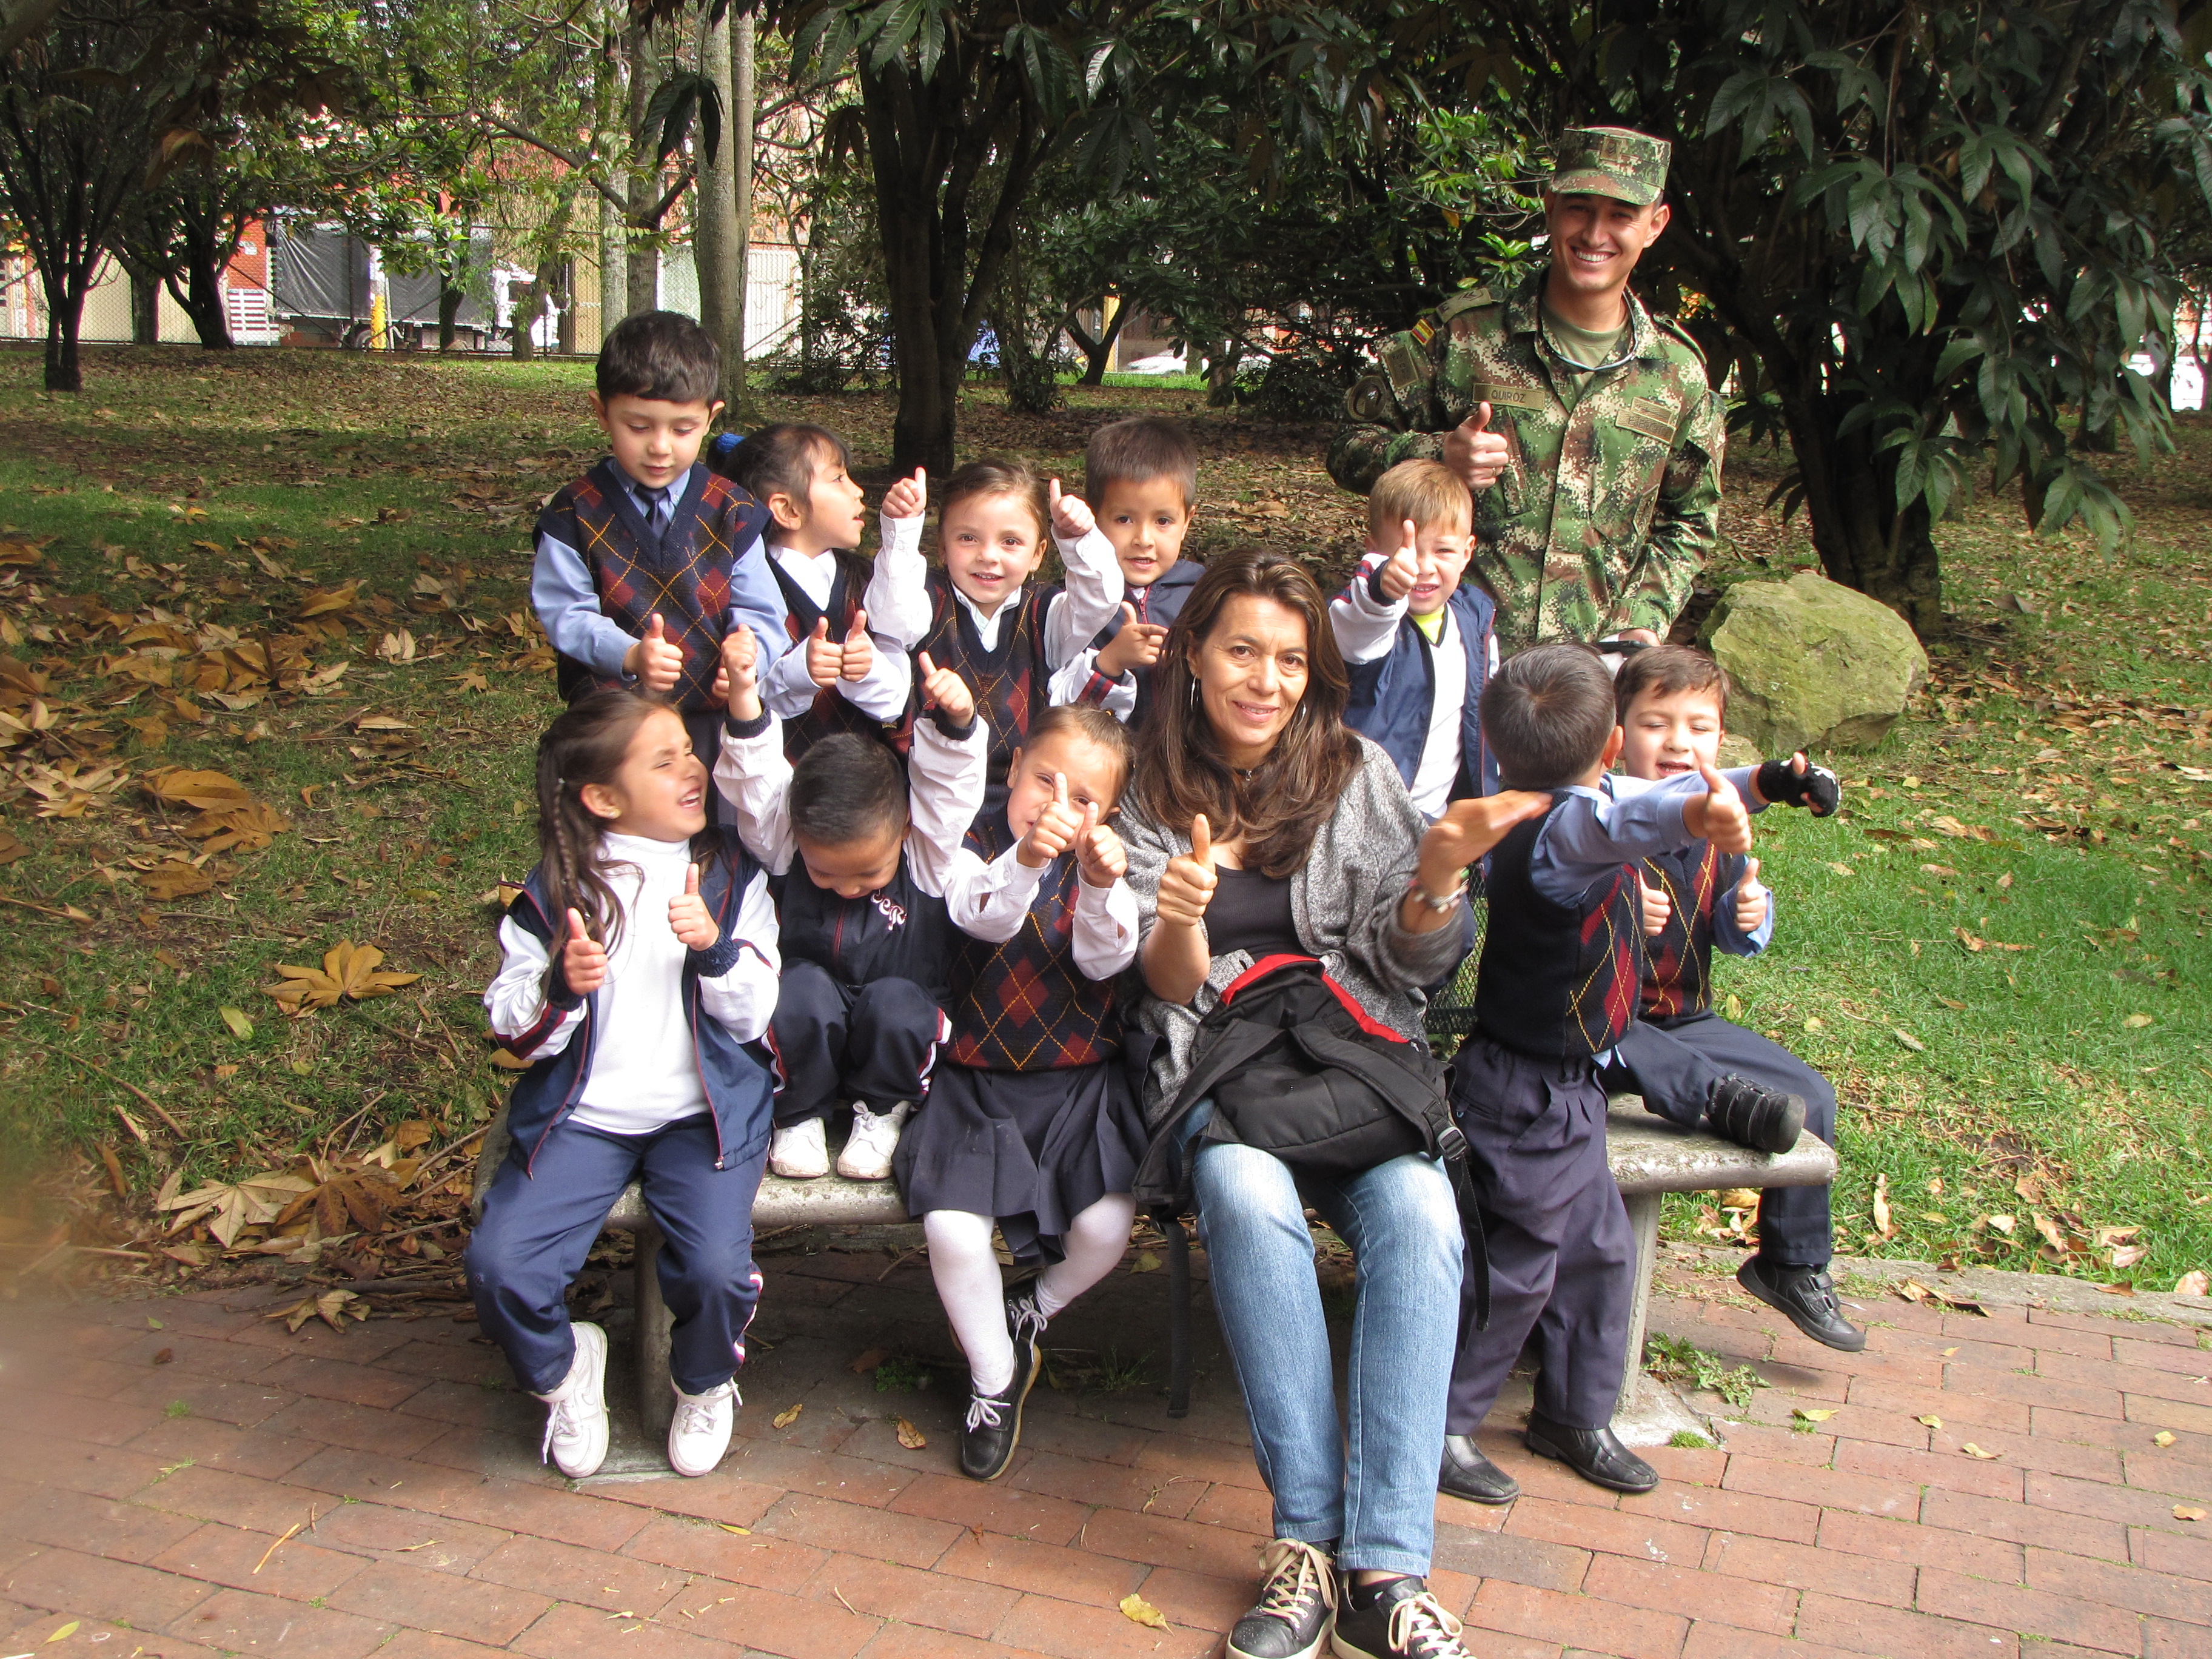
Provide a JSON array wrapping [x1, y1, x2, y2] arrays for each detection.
[[175, 253, 233, 350], [1065, 301, 1127, 385], [44, 266, 85, 392], [728, 8, 755, 414], [511, 277, 538, 360], [623, 20, 660, 320], [437, 276, 463, 350], [129, 266, 158, 344], [598, 195, 628, 337], [1793, 397, 1944, 635], [693, 3, 741, 401]]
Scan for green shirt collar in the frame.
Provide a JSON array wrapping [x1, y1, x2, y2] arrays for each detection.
[[1502, 270, 1661, 363]]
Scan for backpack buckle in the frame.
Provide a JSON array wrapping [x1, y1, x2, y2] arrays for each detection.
[[1436, 1123, 1470, 1164]]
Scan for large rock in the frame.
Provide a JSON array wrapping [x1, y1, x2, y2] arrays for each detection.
[[1698, 572, 1928, 752]]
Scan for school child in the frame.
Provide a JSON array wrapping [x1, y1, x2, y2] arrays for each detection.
[[532, 311, 786, 780], [1602, 645, 1862, 1350], [1438, 643, 1758, 1506], [866, 457, 1124, 853], [712, 623, 984, 1181], [1329, 458, 1499, 819], [893, 706, 1144, 1481], [722, 423, 922, 760], [1047, 417, 1203, 723], [471, 689, 780, 1481]]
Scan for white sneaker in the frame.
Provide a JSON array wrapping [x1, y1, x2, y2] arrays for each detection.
[[535, 1321, 609, 1479], [668, 1379, 738, 1477], [837, 1101, 912, 1181], [769, 1118, 829, 1179]]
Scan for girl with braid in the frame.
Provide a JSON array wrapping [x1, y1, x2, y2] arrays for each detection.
[[471, 689, 781, 1483]]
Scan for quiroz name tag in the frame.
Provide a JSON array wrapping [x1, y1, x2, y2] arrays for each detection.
[[1471, 383, 1549, 411]]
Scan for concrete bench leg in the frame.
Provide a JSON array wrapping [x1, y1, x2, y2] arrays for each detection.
[[1615, 1190, 1661, 1421], [634, 1222, 674, 1443]]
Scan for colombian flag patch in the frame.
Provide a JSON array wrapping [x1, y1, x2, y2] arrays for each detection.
[[1410, 317, 1436, 347]]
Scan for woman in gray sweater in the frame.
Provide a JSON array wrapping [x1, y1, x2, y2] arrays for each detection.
[[1121, 551, 1544, 1659]]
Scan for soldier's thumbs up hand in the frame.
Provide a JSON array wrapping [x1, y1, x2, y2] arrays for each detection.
[[1444, 400, 1509, 494]]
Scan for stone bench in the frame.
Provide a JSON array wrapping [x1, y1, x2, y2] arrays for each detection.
[[471, 1101, 1835, 1440]]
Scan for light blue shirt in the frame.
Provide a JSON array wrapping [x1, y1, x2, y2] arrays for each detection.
[[531, 463, 787, 680], [1531, 766, 1772, 953]]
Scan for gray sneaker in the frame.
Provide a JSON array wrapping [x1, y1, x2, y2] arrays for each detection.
[[1231, 1537, 1338, 1659]]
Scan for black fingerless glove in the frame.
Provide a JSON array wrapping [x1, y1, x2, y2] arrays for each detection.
[[1757, 757, 1841, 816]]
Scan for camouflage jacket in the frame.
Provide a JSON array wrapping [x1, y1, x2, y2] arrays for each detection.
[[1327, 273, 1726, 648]]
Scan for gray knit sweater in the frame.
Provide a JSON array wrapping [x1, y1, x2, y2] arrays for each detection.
[[1120, 735, 1466, 1126]]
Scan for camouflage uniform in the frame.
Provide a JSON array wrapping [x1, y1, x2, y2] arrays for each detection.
[[1327, 131, 1726, 648]]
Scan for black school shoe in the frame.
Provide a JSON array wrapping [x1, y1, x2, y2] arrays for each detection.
[[1438, 1434, 1520, 1504], [1230, 1537, 1337, 1659], [1706, 1076, 1806, 1155], [1524, 1410, 1658, 1493], [957, 1338, 1037, 1481], [1738, 1256, 1868, 1352], [1330, 1575, 1469, 1659]]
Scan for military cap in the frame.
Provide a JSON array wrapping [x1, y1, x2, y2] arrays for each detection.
[[1550, 126, 1670, 206]]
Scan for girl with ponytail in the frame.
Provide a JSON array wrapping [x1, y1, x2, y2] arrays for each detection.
[[471, 671, 782, 1483]]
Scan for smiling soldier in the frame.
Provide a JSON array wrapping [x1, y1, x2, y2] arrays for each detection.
[[1328, 127, 1724, 651]]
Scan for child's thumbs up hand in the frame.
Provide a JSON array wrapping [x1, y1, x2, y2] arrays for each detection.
[[626, 612, 685, 692], [1019, 771, 1085, 868], [1638, 869, 1672, 937], [1159, 813, 1219, 930], [803, 615, 841, 688], [840, 608, 874, 682], [1048, 477, 1094, 540], [1445, 400, 1509, 492], [1075, 801, 1127, 888], [669, 863, 721, 951], [917, 650, 975, 726], [1690, 759, 1754, 854], [560, 908, 609, 995], [1733, 856, 1769, 933], [719, 625, 762, 720], [1096, 604, 1168, 677], [882, 467, 927, 520], [1378, 518, 1421, 602]]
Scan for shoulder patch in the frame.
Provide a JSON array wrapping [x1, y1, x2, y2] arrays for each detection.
[[1410, 316, 1436, 347], [1435, 286, 1496, 323], [1652, 313, 1709, 369], [1381, 337, 1427, 400], [1346, 375, 1395, 423]]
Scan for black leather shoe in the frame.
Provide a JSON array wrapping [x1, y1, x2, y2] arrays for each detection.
[[1738, 1256, 1867, 1352], [957, 1339, 1037, 1481], [1706, 1076, 1806, 1155], [1438, 1434, 1520, 1504], [1229, 1537, 1336, 1659], [1524, 1412, 1658, 1493]]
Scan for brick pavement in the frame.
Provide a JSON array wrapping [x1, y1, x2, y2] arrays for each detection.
[[2, 1244, 2208, 1659]]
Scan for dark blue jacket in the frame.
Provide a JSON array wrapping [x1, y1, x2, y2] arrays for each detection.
[[1342, 574, 1498, 803], [495, 844, 775, 1176]]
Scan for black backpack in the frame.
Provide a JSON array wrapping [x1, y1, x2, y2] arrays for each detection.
[[1133, 954, 1490, 1415]]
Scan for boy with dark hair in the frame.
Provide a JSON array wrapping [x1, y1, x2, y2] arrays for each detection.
[[725, 422, 918, 760], [534, 311, 786, 777], [1050, 416, 1201, 722], [1605, 645, 1862, 1350], [714, 640, 983, 1181], [1330, 458, 1498, 819], [1438, 642, 1762, 1506]]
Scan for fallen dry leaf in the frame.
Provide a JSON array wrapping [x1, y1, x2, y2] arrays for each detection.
[[1873, 1173, 1897, 1239], [1131, 1250, 1162, 1273], [717, 1523, 751, 1535], [772, 1403, 803, 1429], [2154, 1430, 2176, 1447], [161, 1168, 315, 1248], [1119, 1593, 1170, 1631], [219, 1006, 253, 1039], [1895, 1278, 1987, 1315], [44, 1620, 79, 1643], [266, 939, 422, 1014], [2125, 1013, 2154, 1028], [298, 580, 363, 618], [1962, 1443, 2000, 1460], [138, 860, 215, 900], [849, 1349, 886, 1374], [2174, 1504, 2205, 1521], [1918, 1415, 1943, 1429], [1793, 1408, 1836, 1423], [266, 1289, 368, 1334], [895, 1417, 927, 1450], [2177, 1270, 2210, 1297]]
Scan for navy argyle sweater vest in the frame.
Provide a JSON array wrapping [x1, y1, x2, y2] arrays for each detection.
[[947, 849, 1119, 1071], [769, 549, 903, 760], [1064, 556, 1202, 723], [913, 570, 1051, 858], [1638, 840, 1728, 1020], [1344, 582, 1497, 803], [1474, 793, 1642, 1060], [538, 459, 772, 713]]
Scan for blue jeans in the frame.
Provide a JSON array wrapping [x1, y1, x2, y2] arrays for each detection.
[[1188, 1110, 1463, 1577]]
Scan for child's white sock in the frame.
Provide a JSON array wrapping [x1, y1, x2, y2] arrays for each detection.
[[1034, 1193, 1137, 1319], [924, 1209, 1014, 1396]]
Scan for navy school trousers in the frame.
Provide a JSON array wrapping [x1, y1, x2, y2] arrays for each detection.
[[468, 1114, 766, 1396], [1445, 1034, 1634, 1434], [1600, 1010, 1837, 1267], [767, 960, 947, 1127]]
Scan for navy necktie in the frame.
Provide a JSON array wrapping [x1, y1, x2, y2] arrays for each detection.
[[640, 484, 670, 530]]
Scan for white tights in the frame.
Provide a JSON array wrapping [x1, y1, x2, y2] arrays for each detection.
[[923, 1194, 1137, 1396]]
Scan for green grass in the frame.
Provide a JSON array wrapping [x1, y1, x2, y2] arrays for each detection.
[[1, 343, 2208, 1298]]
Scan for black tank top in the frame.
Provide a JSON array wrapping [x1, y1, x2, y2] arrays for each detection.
[[1208, 866, 1301, 959]]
